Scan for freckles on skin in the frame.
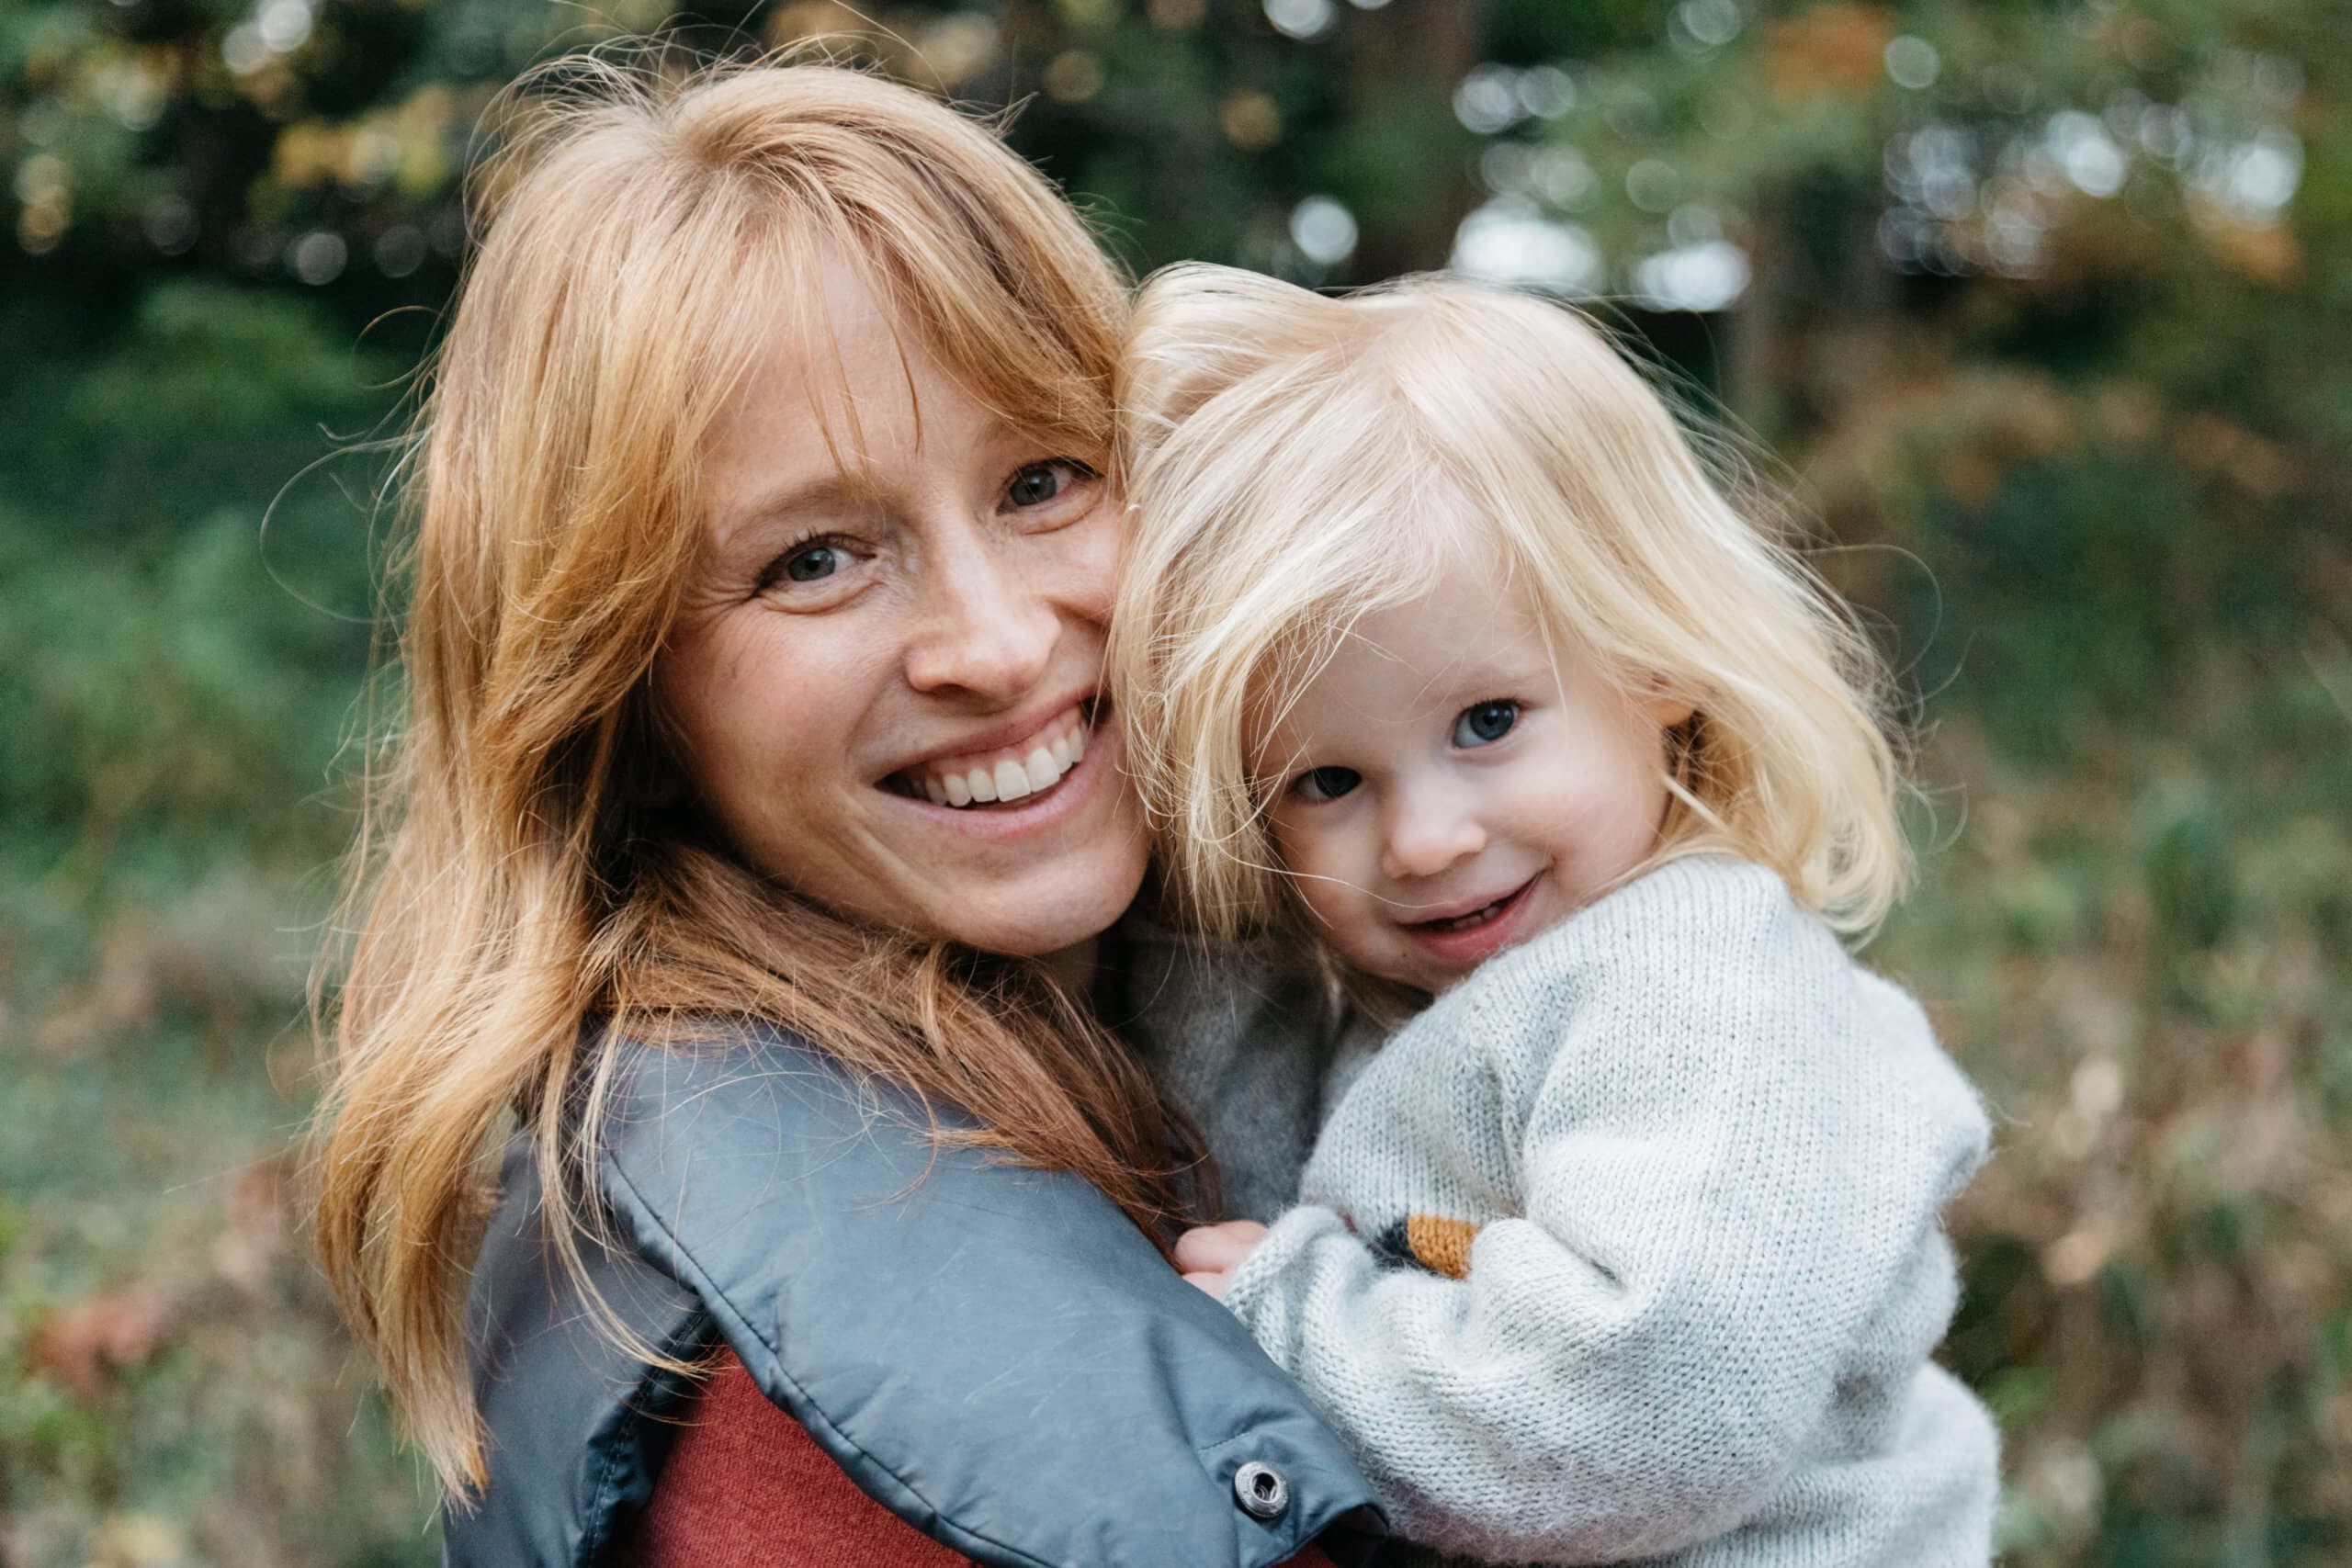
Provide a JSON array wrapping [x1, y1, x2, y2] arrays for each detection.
[[666, 608, 893, 881]]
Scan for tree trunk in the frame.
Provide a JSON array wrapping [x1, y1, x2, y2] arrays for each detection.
[[1344, 0, 1487, 280]]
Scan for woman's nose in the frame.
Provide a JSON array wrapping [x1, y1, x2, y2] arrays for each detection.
[[902, 532, 1058, 701], [1379, 788, 1486, 882]]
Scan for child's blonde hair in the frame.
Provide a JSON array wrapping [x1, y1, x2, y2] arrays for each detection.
[[1109, 264, 1908, 949]]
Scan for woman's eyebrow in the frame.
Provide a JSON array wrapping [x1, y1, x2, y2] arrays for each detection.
[[720, 472, 873, 548]]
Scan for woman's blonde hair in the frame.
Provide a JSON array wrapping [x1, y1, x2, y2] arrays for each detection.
[[1110, 265, 1908, 953], [311, 54, 1195, 1499]]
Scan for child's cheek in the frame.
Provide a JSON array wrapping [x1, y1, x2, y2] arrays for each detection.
[[1270, 806, 1329, 878], [1279, 823, 1378, 953]]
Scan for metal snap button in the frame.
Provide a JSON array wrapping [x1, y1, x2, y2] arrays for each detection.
[[1232, 1460, 1290, 1521]]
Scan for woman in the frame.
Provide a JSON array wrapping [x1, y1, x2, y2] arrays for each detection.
[[310, 57, 1376, 1566]]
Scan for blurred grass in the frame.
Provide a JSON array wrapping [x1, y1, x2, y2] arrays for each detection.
[[0, 286, 433, 1568], [1846, 394, 2352, 1561]]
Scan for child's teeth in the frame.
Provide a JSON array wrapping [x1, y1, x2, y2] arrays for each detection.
[[944, 772, 972, 807], [993, 759, 1031, 801]]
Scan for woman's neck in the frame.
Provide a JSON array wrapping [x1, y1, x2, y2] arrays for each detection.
[[1037, 937, 1101, 999]]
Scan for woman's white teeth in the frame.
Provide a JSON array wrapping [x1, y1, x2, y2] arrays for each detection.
[[901, 716, 1090, 809]]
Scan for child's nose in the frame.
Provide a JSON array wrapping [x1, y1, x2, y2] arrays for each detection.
[[1380, 795, 1486, 882]]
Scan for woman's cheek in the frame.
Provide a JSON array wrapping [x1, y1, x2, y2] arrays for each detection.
[[1033, 494, 1120, 626], [662, 609, 866, 862]]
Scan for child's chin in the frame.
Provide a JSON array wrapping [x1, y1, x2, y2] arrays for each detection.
[[1361, 949, 1465, 997]]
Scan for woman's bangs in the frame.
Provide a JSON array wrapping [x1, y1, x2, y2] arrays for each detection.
[[905, 267, 1116, 461], [725, 221, 1114, 485], [865, 201, 1117, 459]]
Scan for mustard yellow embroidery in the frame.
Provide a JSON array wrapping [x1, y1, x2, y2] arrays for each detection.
[[1405, 1213, 1481, 1280]]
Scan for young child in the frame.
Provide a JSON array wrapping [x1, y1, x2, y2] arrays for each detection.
[[1108, 265, 1998, 1567]]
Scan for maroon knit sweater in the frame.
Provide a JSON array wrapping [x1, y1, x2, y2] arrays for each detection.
[[634, 1349, 1338, 1566]]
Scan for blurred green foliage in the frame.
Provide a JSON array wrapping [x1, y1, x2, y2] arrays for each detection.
[[4, 1, 2347, 1564]]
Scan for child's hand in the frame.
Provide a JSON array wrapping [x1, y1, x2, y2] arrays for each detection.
[[1173, 1220, 1269, 1300]]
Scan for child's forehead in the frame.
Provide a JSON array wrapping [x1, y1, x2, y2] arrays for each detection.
[[1257, 556, 1558, 744], [1362, 548, 1549, 669]]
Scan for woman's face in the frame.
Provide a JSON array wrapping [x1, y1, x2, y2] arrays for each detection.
[[659, 259, 1147, 957]]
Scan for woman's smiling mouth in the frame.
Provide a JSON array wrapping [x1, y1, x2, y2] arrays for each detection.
[[884, 699, 1099, 809]]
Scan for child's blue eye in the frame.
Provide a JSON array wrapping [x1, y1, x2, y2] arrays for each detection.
[[1290, 765, 1362, 803], [1453, 700, 1520, 748]]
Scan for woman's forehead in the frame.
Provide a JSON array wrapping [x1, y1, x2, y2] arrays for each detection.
[[698, 249, 1097, 545], [715, 258, 928, 464], [697, 261, 972, 536]]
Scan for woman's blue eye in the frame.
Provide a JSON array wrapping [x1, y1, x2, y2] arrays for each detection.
[[1009, 460, 1084, 508], [1291, 765, 1362, 803], [1453, 700, 1519, 748], [780, 543, 839, 583]]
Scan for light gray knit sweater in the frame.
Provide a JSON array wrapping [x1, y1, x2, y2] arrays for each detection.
[[1211, 857, 1998, 1568]]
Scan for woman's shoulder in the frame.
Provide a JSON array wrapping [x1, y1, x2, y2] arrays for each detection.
[[594, 1022, 951, 1205], [454, 1022, 1385, 1568]]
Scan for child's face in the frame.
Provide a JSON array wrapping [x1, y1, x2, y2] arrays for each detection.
[[1258, 552, 1685, 994]]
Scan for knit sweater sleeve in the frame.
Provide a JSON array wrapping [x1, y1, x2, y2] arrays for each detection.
[[1218, 859, 1990, 1564]]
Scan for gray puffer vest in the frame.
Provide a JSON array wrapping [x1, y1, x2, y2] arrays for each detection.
[[446, 1025, 1385, 1566]]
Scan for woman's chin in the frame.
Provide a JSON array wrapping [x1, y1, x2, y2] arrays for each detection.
[[841, 716, 1149, 957], [930, 843, 1149, 958]]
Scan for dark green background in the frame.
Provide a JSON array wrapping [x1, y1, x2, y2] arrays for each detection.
[[5, 2, 2347, 1563]]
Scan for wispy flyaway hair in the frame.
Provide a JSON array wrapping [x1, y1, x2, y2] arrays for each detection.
[[1110, 264, 1908, 949]]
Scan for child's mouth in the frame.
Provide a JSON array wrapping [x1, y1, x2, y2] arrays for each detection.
[[1394, 873, 1544, 975], [1411, 887, 1527, 934], [1402, 874, 1541, 937]]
